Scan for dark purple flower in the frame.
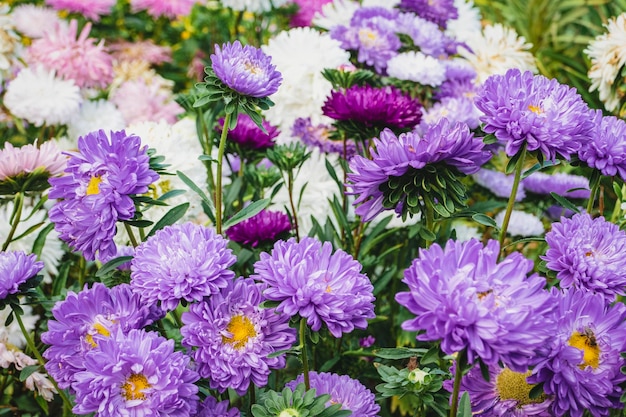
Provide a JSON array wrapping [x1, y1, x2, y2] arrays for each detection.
[[529, 289, 626, 417], [359, 335, 376, 348], [579, 111, 626, 181], [476, 69, 595, 161], [220, 113, 279, 150], [395, 238, 555, 371], [322, 85, 422, 130], [195, 396, 240, 417], [399, 0, 458, 28], [211, 40, 282, 98], [181, 278, 296, 395], [286, 372, 380, 417], [0, 251, 43, 300], [48, 129, 158, 260], [522, 171, 590, 199], [252, 237, 375, 338], [347, 119, 491, 221], [472, 168, 526, 201], [42, 283, 161, 389], [542, 213, 626, 301], [291, 117, 358, 157], [225, 209, 291, 247], [130, 222, 236, 311], [72, 328, 199, 417]]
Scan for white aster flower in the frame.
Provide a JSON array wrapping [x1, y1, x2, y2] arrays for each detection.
[[495, 209, 544, 237], [11, 4, 65, 39], [387, 51, 447, 87], [312, 0, 360, 31], [458, 23, 537, 84], [445, 0, 482, 41], [67, 99, 126, 142], [25, 371, 57, 401], [451, 221, 482, 242], [261, 27, 351, 132], [0, 304, 38, 349], [361, 0, 400, 9], [220, 0, 289, 12], [3, 66, 81, 126], [585, 13, 626, 112]]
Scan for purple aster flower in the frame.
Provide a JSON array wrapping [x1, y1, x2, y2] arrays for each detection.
[[579, 111, 626, 181], [72, 328, 199, 417], [359, 335, 376, 348], [130, 222, 236, 312], [476, 69, 595, 161], [181, 278, 296, 395], [42, 283, 161, 389], [435, 59, 479, 100], [420, 96, 482, 130], [529, 289, 626, 417], [252, 237, 375, 338], [291, 117, 359, 157], [195, 396, 240, 417], [447, 362, 553, 416], [397, 12, 455, 57], [211, 40, 282, 98], [347, 119, 491, 221], [542, 213, 626, 301], [395, 238, 555, 371], [219, 113, 279, 150], [0, 251, 43, 300], [472, 168, 526, 201], [322, 85, 422, 131], [399, 0, 458, 28], [286, 371, 380, 417], [48, 129, 159, 260], [545, 205, 578, 221], [225, 209, 291, 247], [522, 171, 590, 199]]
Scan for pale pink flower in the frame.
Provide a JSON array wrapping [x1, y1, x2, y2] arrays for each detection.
[[130, 0, 199, 18], [26, 20, 113, 89], [0, 141, 66, 181], [111, 78, 184, 125], [44, 0, 115, 21], [108, 39, 172, 66], [10, 4, 65, 39]]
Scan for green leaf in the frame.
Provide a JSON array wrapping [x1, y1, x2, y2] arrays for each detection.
[[147, 203, 190, 237], [19, 365, 40, 382], [96, 256, 134, 278], [457, 392, 472, 417], [222, 198, 270, 230], [374, 347, 428, 359], [319, 355, 341, 372], [529, 382, 545, 399], [176, 170, 215, 221], [31, 222, 55, 258], [471, 213, 498, 228], [420, 345, 441, 365], [550, 192, 581, 214]]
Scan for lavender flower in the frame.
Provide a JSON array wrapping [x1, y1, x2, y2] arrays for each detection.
[[181, 278, 296, 395], [476, 69, 595, 161], [396, 12, 457, 57], [286, 372, 380, 417], [42, 283, 161, 389], [252, 237, 375, 338], [523, 171, 590, 199], [225, 209, 291, 247], [72, 328, 199, 416], [195, 396, 240, 417], [579, 111, 626, 181], [472, 168, 526, 201], [211, 40, 282, 98], [291, 117, 358, 157], [130, 223, 236, 312], [0, 251, 43, 300], [399, 0, 458, 28], [322, 85, 422, 131], [529, 289, 626, 417], [220, 113, 279, 150], [395, 239, 554, 371], [543, 213, 626, 301]]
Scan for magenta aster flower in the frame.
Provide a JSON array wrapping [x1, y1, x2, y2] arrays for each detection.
[[542, 213, 626, 301], [26, 20, 113, 89], [0, 251, 43, 300], [286, 372, 380, 417], [195, 396, 240, 417], [290, 0, 333, 27], [211, 40, 282, 98], [399, 0, 458, 28], [42, 283, 161, 389], [220, 113, 279, 150], [476, 69, 595, 161], [579, 111, 626, 181], [44, 0, 115, 21], [252, 237, 375, 338], [529, 289, 626, 417], [131, 223, 236, 311], [347, 119, 491, 221], [181, 278, 296, 395], [395, 238, 555, 371], [522, 171, 590, 199], [130, 0, 197, 18], [72, 328, 199, 416], [322, 85, 422, 131], [225, 209, 291, 247]]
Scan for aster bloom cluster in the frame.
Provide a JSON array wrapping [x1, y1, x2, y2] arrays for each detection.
[[48, 129, 159, 261]]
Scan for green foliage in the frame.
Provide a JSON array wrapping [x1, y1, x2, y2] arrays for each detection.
[[251, 383, 352, 417]]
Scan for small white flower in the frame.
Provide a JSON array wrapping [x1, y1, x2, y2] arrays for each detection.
[[220, 0, 289, 12], [312, 0, 360, 30], [445, 0, 482, 41], [11, 4, 65, 39], [451, 222, 482, 242], [387, 51, 446, 87], [67, 99, 126, 142], [495, 209, 544, 237]]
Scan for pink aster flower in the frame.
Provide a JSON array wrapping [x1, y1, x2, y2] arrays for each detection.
[[0, 141, 66, 182], [26, 20, 114, 89], [130, 0, 198, 18], [111, 78, 184, 125], [108, 40, 172, 66], [44, 0, 115, 21]]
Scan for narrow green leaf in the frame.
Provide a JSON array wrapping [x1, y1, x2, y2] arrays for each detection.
[[147, 203, 189, 237], [472, 213, 498, 228], [222, 199, 270, 230], [457, 392, 472, 417], [31, 222, 55, 258], [19, 365, 40, 382], [96, 256, 134, 278], [374, 347, 428, 359], [176, 170, 215, 218], [550, 192, 581, 214]]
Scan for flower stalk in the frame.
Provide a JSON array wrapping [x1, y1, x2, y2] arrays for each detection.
[[216, 111, 232, 234], [498, 145, 527, 257]]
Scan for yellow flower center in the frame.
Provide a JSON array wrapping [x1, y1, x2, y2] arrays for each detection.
[[121, 373, 150, 401], [528, 105, 544, 115], [496, 368, 544, 406], [358, 29, 379, 47], [223, 315, 256, 349], [85, 322, 112, 348], [244, 60, 262, 75], [86, 175, 102, 195], [568, 329, 600, 369]]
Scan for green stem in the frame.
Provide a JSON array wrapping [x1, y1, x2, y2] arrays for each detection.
[[299, 318, 310, 390], [449, 349, 467, 417], [196, 109, 216, 194], [216, 112, 232, 234], [498, 146, 526, 258], [287, 170, 300, 242], [13, 307, 74, 411], [248, 383, 256, 416], [586, 170, 602, 214], [424, 203, 435, 248], [2, 193, 24, 251], [124, 223, 139, 248]]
